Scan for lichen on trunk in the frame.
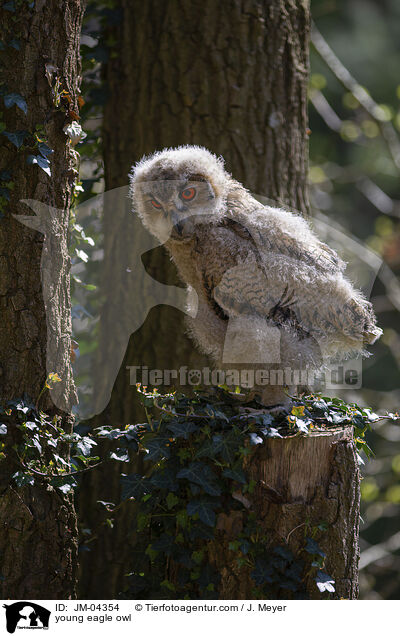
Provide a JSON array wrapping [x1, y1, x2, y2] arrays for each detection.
[[0, 0, 84, 599]]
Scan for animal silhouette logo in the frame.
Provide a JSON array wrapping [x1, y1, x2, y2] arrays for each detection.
[[3, 602, 50, 633], [16, 187, 382, 419]]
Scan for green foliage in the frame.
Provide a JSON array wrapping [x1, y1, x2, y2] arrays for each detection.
[[0, 394, 99, 495], [3, 92, 27, 114], [2, 381, 398, 598], [103, 386, 397, 599], [2, 129, 27, 148], [309, 3, 400, 597]]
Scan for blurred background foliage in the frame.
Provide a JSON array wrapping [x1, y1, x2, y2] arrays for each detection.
[[73, 0, 400, 599], [309, 0, 400, 600]]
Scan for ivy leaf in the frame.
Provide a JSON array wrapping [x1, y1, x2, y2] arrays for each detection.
[[239, 539, 251, 555], [95, 427, 123, 440], [384, 411, 400, 421], [222, 467, 246, 484], [4, 93, 27, 114], [148, 466, 178, 491], [176, 549, 194, 569], [273, 545, 294, 562], [352, 413, 366, 427], [204, 406, 229, 422], [196, 431, 241, 463], [8, 398, 33, 414], [121, 473, 150, 500], [110, 448, 129, 462], [189, 524, 214, 540], [127, 574, 147, 595], [143, 435, 171, 461], [315, 571, 335, 593], [38, 142, 54, 158], [198, 563, 220, 590], [363, 409, 379, 422], [279, 579, 299, 592], [249, 432, 263, 445], [95, 503, 115, 517], [166, 492, 179, 509], [166, 420, 198, 439], [24, 421, 38, 431], [312, 399, 328, 413], [57, 482, 75, 494], [305, 537, 326, 558], [291, 405, 305, 417], [53, 454, 69, 467], [295, 418, 310, 434], [3, 1, 16, 11], [123, 424, 139, 445], [49, 474, 77, 493], [317, 521, 328, 532], [160, 579, 176, 592], [187, 498, 217, 527], [151, 533, 176, 555], [285, 560, 304, 582], [258, 412, 274, 426], [177, 462, 221, 496], [36, 155, 51, 176], [12, 471, 35, 487], [194, 437, 217, 459], [31, 436, 42, 454], [2, 130, 28, 148], [330, 411, 348, 424], [251, 559, 274, 585], [261, 426, 282, 438], [27, 154, 51, 176], [75, 436, 97, 457]]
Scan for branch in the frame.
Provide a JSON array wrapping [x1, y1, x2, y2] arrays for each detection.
[[359, 530, 400, 570], [310, 92, 400, 219], [311, 22, 400, 174]]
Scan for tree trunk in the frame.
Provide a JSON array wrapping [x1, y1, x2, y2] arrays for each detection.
[[209, 428, 360, 599], [0, 0, 84, 599], [77, 0, 359, 600]]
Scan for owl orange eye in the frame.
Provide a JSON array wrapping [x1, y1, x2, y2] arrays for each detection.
[[151, 199, 162, 209], [181, 187, 196, 201]]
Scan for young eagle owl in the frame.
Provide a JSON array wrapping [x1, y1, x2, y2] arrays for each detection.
[[129, 146, 382, 403]]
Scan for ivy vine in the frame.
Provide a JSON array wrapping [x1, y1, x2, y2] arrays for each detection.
[[1, 380, 398, 598]]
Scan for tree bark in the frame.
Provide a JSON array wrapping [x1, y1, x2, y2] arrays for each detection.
[[209, 427, 360, 599], [0, 0, 84, 599], [77, 0, 360, 600]]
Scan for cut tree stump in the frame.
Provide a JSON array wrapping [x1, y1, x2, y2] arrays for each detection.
[[208, 426, 360, 599]]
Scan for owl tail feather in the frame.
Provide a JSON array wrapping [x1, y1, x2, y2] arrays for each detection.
[[363, 325, 383, 345]]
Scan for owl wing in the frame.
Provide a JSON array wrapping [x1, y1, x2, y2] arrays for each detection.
[[213, 216, 382, 358], [221, 212, 345, 276]]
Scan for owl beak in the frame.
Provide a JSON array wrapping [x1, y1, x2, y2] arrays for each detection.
[[170, 220, 185, 240], [169, 210, 186, 239], [174, 221, 184, 236]]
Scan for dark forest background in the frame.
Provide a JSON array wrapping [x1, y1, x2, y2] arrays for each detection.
[[73, 0, 400, 599]]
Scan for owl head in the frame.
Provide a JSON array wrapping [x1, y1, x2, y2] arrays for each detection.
[[129, 145, 230, 243]]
